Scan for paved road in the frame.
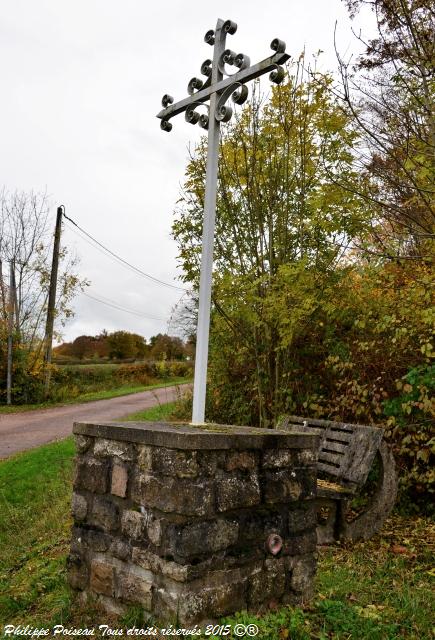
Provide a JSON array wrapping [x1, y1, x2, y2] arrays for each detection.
[[0, 384, 189, 459]]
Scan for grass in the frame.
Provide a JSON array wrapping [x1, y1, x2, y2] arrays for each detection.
[[121, 401, 178, 422], [60, 363, 123, 370], [0, 378, 191, 414], [0, 438, 74, 626], [222, 519, 435, 639], [0, 402, 433, 638]]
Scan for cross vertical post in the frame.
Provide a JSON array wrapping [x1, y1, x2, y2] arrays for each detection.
[[191, 20, 224, 424], [157, 18, 290, 424]]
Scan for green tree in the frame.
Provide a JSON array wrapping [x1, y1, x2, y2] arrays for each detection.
[[107, 331, 138, 360], [70, 335, 95, 359], [132, 333, 147, 359], [149, 333, 185, 361], [173, 61, 369, 426], [172, 53, 433, 506]]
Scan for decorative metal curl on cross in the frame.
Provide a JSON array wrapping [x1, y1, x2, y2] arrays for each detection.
[[157, 19, 290, 424]]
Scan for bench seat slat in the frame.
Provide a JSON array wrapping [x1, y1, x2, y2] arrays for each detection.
[[317, 478, 356, 498]]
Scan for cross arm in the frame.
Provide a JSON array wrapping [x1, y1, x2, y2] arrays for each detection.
[[156, 50, 290, 123]]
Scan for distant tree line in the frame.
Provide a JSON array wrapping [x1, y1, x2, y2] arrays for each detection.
[[54, 331, 195, 362]]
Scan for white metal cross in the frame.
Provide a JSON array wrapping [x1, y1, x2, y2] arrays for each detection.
[[157, 18, 290, 424]]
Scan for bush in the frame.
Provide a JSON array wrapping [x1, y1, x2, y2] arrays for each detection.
[[0, 335, 45, 404], [203, 261, 434, 510], [383, 365, 434, 511], [0, 358, 193, 406], [46, 361, 192, 401]]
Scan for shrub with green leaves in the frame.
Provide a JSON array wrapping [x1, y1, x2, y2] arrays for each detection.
[[384, 365, 434, 510], [195, 262, 434, 509]]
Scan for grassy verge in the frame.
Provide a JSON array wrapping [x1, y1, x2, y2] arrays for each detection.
[[121, 401, 178, 422], [0, 404, 433, 638], [0, 402, 177, 630], [0, 437, 75, 626], [0, 379, 191, 414]]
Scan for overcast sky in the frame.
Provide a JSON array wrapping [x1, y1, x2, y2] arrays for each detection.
[[0, 0, 375, 344]]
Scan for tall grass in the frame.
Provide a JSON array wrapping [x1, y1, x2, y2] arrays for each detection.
[[49, 361, 192, 402]]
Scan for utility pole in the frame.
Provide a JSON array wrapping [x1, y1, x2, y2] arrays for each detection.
[[157, 19, 289, 424], [43, 206, 63, 395], [6, 260, 15, 405]]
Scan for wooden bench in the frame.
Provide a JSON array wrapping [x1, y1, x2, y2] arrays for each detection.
[[276, 415, 398, 544]]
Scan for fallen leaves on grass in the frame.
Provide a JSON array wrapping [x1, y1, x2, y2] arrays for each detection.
[[391, 544, 408, 554]]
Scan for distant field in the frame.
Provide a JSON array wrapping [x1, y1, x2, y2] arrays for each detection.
[[51, 362, 192, 400], [60, 363, 120, 371], [53, 359, 192, 368]]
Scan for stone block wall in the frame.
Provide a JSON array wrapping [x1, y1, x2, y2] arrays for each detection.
[[68, 421, 318, 625]]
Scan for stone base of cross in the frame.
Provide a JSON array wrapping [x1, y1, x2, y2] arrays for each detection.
[[157, 18, 290, 424]]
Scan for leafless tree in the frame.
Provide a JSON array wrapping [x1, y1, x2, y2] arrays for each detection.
[[335, 0, 435, 260], [167, 291, 197, 341], [0, 189, 85, 354], [0, 190, 51, 339]]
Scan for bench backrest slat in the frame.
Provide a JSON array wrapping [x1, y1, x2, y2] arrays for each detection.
[[323, 440, 348, 454], [277, 415, 383, 486], [327, 429, 354, 442], [318, 450, 343, 466]]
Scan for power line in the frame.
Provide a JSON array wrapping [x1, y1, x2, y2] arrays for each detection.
[[83, 291, 166, 321], [62, 212, 187, 292]]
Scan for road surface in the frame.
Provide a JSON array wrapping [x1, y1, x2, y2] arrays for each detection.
[[0, 384, 189, 459]]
